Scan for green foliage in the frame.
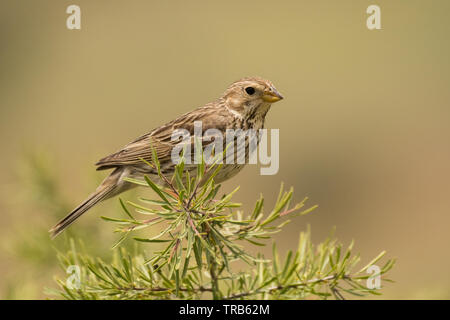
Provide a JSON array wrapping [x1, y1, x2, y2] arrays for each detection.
[[52, 151, 394, 300]]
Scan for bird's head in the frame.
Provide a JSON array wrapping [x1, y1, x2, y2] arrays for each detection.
[[221, 77, 284, 119]]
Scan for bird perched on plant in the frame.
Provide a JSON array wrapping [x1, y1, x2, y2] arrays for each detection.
[[50, 77, 284, 238]]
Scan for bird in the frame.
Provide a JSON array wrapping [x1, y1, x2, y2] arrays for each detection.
[[49, 77, 284, 238]]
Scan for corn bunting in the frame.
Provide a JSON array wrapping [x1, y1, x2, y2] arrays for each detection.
[[50, 77, 284, 237]]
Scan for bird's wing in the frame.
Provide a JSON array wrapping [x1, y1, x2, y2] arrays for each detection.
[[95, 133, 172, 170], [95, 104, 229, 170]]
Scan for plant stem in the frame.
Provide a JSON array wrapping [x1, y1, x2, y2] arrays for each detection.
[[210, 254, 219, 299], [205, 223, 220, 299], [224, 274, 347, 299]]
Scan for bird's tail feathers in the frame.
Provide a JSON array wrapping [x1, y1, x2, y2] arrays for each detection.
[[49, 184, 116, 239]]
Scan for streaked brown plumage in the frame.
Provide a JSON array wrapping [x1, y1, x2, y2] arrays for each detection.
[[50, 77, 284, 238]]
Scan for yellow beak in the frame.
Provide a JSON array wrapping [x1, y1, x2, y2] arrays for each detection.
[[262, 88, 284, 103]]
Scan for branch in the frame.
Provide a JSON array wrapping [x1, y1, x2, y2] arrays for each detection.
[[224, 274, 348, 300], [115, 286, 213, 294]]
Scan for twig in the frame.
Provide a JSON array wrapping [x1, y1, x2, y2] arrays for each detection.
[[224, 274, 348, 299]]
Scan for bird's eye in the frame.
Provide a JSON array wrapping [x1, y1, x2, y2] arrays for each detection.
[[245, 87, 255, 95]]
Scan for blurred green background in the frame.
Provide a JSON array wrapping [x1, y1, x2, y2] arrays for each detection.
[[1, 0, 449, 299]]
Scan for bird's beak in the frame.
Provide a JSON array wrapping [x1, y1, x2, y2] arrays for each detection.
[[262, 88, 284, 103]]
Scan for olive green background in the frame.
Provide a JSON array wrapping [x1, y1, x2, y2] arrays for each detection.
[[1, 0, 449, 299]]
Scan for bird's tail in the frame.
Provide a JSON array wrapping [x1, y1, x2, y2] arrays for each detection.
[[49, 169, 123, 238]]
